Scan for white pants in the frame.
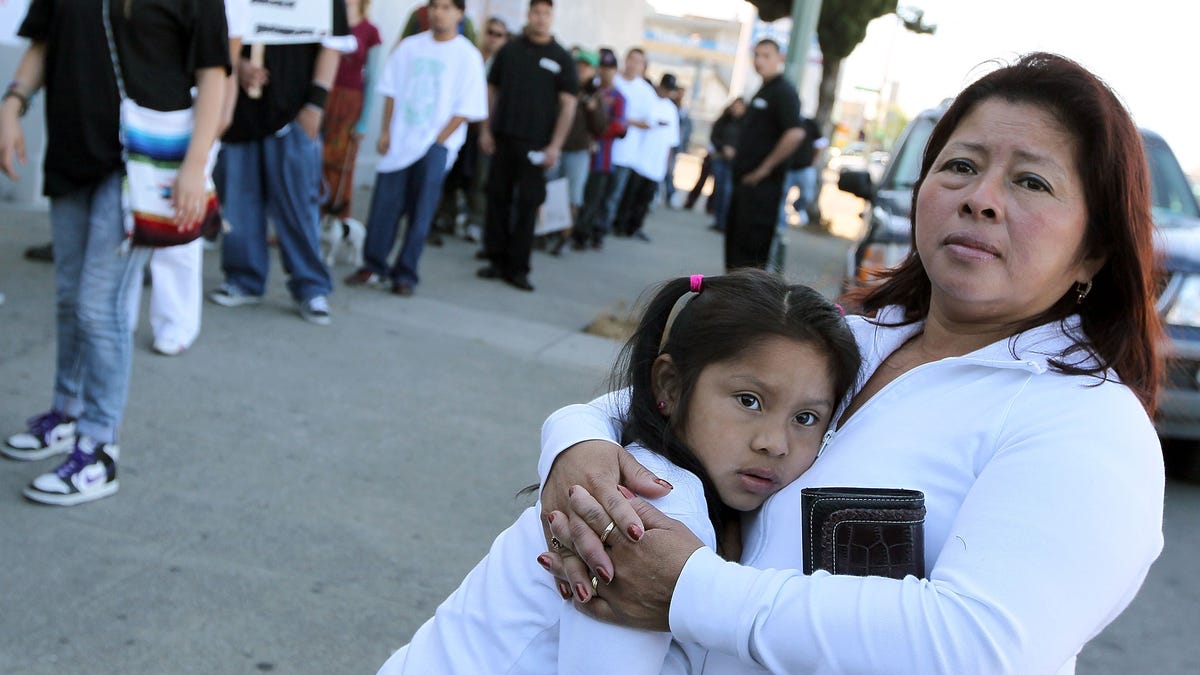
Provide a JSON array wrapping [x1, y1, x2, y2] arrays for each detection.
[[149, 239, 203, 348]]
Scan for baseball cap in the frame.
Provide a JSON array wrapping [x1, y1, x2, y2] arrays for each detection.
[[659, 73, 678, 90], [598, 48, 618, 68], [575, 50, 599, 67]]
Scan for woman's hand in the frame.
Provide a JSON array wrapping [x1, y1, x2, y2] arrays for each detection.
[[544, 491, 703, 630], [376, 129, 391, 155], [171, 159, 207, 229], [538, 440, 672, 600]]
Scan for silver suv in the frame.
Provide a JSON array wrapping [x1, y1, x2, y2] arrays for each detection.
[[837, 107, 1200, 479]]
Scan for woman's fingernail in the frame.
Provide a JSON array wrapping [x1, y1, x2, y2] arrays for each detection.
[[596, 566, 612, 584], [568, 485, 577, 497], [627, 524, 644, 541], [655, 478, 674, 490], [617, 485, 634, 499], [574, 582, 591, 602], [547, 512, 556, 525], [557, 582, 572, 599], [537, 554, 552, 570]]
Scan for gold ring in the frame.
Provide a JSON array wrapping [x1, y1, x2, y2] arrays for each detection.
[[591, 576, 599, 593], [600, 521, 616, 544], [550, 536, 563, 551]]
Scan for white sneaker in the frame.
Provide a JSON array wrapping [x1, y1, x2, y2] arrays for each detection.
[[208, 283, 262, 307], [152, 337, 186, 356], [3, 411, 76, 461], [299, 295, 332, 325], [24, 436, 120, 506]]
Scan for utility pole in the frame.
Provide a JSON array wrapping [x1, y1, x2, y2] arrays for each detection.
[[783, 0, 822, 97]]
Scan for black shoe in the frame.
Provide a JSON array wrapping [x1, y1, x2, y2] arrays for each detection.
[[24, 242, 53, 263], [550, 235, 567, 257], [505, 274, 534, 292], [427, 231, 444, 247], [474, 250, 490, 261], [477, 265, 504, 280], [391, 281, 414, 297], [631, 231, 652, 243]]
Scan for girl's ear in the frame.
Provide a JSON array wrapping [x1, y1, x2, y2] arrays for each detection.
[[651, 354, 680, 415]]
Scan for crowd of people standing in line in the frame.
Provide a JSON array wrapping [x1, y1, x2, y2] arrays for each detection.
[[0, 0, 823, 510]]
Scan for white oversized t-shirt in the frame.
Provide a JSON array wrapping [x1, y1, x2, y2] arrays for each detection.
[[376, 31, 488, 173], [610, 75, 658, 169], [633, 95, 681, 182]]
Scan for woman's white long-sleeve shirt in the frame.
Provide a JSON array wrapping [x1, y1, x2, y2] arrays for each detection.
[[538, 309, 1165, 674], [378, 445, 716, 675]]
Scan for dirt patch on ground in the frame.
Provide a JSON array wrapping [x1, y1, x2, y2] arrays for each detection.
[[582, 301, 638, 343]]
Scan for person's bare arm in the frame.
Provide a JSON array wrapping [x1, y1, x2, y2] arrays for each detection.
[[297, 46, 339, 139], [435, 115, 468, 146], [540, 91, 576, 168], [479, 83, 498, 155], [172, 66, 225, 227], [218, 36, 243, 135], [742, 127, 804, 185], [0, 41, 47, 182], [375, 96, 394, 155]]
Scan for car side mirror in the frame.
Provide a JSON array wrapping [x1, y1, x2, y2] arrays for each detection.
[[838, 169, 873, 200]]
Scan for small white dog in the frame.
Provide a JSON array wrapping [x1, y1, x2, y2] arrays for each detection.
[[320, 215, 366, 268]]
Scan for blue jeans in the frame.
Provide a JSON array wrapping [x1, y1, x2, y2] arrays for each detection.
[[362, 143, 448, 287], [218, 122, 332, 301], [546, 149, 590, 208], [711, 158, 733, 231], [51, 172, 151, 444], [603, 165, 632, 230], [777, 165, 818, 229]]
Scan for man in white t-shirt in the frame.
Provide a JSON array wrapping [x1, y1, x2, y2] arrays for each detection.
[[346, 0, 487, 296], [603, 47, 656, 232], [613, 73, 680, 242]]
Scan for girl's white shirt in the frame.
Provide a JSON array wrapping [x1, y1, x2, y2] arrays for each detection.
[[378, 444, 718, 674]]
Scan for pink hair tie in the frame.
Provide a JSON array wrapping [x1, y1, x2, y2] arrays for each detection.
[[835, 303, 845, 316], [689, 274, 704, 293]]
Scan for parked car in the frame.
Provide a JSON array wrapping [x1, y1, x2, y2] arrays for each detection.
[[837, 105, 1200, 479]]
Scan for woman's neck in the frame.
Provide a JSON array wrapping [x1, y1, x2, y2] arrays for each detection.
[[717, 516, 742, 562]]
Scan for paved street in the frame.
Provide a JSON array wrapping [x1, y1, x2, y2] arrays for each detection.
[[1, 191, 1197, 673]]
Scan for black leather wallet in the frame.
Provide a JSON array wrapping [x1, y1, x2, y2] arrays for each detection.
[[801, 487, 926, 580]]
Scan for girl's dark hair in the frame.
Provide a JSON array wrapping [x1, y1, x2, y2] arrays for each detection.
[[854, 52, 1163, 413], [613, 269, 861, 543]]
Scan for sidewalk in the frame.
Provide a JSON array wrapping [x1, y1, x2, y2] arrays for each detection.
[[0, 201, 851, 674]]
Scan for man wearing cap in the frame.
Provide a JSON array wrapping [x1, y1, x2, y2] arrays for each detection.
[[573, 47, 626, 250], [726, 38, 804, 271], [612, 73, 679, 241], [478, 0, 577, 291]]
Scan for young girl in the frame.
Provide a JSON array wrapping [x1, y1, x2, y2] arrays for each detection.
[[377, 269, 861, 673]]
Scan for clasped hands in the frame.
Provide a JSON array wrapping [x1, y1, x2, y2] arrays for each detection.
[[537, 440, 704, 632]]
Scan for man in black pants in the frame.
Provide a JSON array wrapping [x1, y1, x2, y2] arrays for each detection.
[[725, 39, 804, 271], [477, 0, 577, 292]]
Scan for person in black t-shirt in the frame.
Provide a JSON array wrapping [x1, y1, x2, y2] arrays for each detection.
[[0, 0, 229, 506], [476, 0, 577, 292], [725, 39, 804, 271], [776, 115, 825, 231], [209, 1, 350, 326]]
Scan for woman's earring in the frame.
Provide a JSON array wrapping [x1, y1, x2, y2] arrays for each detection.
[[1075, 279, 1093, 304], [656, 401, 668, 412]]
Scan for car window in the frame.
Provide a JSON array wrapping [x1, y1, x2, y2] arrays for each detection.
[[881, 115, 935, 192], [1144, 135, 1200, 221]]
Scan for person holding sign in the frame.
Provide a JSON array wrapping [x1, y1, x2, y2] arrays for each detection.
[[208, 0, 349, 326]]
